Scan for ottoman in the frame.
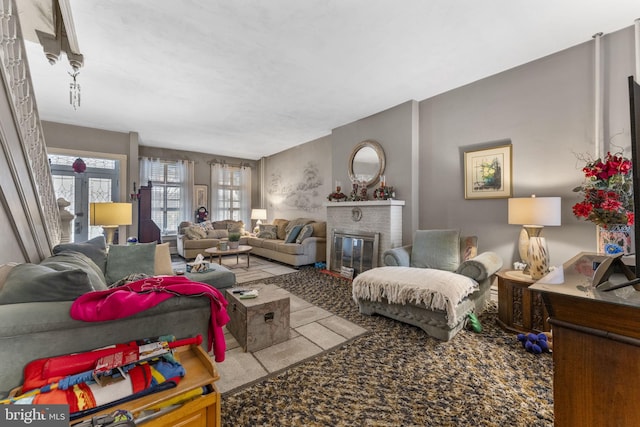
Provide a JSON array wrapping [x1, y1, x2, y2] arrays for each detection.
[[185, 263, 236, 290]]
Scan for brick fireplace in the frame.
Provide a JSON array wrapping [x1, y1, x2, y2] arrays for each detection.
[[325, 200, 405, 273]]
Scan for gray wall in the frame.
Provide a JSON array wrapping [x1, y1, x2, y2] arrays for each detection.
[[264, 25, 637, 268]]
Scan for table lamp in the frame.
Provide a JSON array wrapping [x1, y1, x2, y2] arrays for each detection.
[[90, 202, 133, 245], [508, 195, 561, 279], [251, 208, 268, 233]]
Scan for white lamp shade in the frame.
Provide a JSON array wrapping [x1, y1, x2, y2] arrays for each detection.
[[251, 209, 268, 221], [90, 202, 132, 226], [508, 197, 561, 226]]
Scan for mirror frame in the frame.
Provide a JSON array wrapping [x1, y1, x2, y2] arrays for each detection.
[[348, 140, 386, 188]]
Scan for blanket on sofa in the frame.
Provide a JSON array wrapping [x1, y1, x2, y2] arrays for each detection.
[[70, 276, 229, 362], [352, 266, 479, 326]]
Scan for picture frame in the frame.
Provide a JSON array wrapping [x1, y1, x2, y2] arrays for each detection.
[[194, 184, 208, 209], [464, 144, 512, 199]]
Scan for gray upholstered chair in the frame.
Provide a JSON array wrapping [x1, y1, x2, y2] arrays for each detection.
[[352, 229, 503, 340]]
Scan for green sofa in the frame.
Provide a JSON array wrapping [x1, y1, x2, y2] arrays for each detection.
[[0, 236, 234, 398]]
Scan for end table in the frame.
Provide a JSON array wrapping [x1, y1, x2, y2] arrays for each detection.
[[496, 270, 550, 334]]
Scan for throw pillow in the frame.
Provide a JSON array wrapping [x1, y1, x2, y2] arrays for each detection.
[[285, 225, 303, 243], [460, 236, 478, 261], [257, 224, 278, 239], [52, 235, 108, 274], [105, 242, 157, 285], [0, 263, 96, 305], [410, 229, 461, 271], [40, 251, 107, 290], [272, 219, 290, 240], [155, 243, 173, 276], [296, 224, 314, 244], [0, 263, 19, 292], [184, 226, 207, 240]]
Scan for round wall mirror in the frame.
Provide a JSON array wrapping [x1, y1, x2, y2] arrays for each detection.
[[348, 140, 386, 187]]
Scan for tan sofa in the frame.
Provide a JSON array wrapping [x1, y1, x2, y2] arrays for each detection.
[[178, 218, 327, 268], [177, 220, 248, 259], [246, 218, 326, 267]]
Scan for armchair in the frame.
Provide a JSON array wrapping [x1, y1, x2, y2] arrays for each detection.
[[352, 229, 503, 340]]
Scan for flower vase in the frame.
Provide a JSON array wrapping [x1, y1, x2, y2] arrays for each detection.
[[527, 236, 549, 280], [598, 225, 632, 255]]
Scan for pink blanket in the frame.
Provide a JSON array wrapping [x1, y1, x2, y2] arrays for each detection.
[[70, 276, 229, 362]]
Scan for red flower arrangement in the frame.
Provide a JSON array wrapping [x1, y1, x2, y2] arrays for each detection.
[[572, 152, 634, 228]]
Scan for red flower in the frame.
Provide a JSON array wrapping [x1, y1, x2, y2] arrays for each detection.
[[572, 202, 593, 218], [601, 198, 622, 211], [628, 212, 635, 226]]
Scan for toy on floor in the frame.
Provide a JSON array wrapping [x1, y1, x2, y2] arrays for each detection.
[[517, 332, 553, 354], [466, 313, 482, 333]]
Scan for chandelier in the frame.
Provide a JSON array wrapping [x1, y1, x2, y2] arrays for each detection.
[[69, 71, 81, 110]]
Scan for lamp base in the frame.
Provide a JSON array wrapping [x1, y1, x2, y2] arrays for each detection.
[[103, 226, 117, 245], [528, 236, 550, 280]]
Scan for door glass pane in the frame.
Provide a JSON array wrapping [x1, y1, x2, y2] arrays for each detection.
[[51, 175, 76, 216]]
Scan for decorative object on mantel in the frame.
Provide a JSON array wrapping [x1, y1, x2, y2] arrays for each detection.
[[348, 140, 386, 188], [572, 151, 634, 254], [327, 180, 347, 201], [373, 175, 395, 200], [348, 178, 368, 201]]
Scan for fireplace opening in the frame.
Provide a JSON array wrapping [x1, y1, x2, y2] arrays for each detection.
[[331, 229, 379, 275]]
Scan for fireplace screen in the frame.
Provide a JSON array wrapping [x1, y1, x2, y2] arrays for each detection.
[[331, 230, 379, 275]]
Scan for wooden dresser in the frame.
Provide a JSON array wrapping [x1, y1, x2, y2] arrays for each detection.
[[531, 252, 640, 427]]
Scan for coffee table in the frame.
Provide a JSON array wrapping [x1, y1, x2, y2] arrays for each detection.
[[205, 244, 252, 267]]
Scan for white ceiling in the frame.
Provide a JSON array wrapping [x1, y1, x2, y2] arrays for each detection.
[[21, 0, 640, 160]]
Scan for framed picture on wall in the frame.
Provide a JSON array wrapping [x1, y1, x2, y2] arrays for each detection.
[[464, 144, 512, 199], [194, 184, 208, 209]]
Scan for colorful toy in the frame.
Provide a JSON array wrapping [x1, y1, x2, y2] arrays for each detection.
[[467, 312, 482, 333], [517, 332, 553, 354]]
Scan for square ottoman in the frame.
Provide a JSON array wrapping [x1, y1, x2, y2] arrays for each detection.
[[185, 263, 235, 290]]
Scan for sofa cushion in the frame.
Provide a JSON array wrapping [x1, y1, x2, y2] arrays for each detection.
[[286, 218, 314, 233], [207, 229, 228, 239], [184, 226, 207, 240], [184, 238, 219, 250], [52, 235, 108, 274], [278, 243, 305, 255], [272, 219, 290, 240], [411, 229, 461, 271], [460, 236, 478, 261], [285, 225, 303, 243], [257, 224, 277, 239], [40, 251, 107, 289], [178, 221, 194, 234], [105, 242, 157, 284], [296, 224, 314, 243], [0, 263, 100, 304], [247, 237, 265, 248], [155, 243, 173, 276], [261, 239, 281, 251]]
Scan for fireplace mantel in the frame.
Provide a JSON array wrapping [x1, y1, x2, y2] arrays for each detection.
[[324, 200, 405, 270]]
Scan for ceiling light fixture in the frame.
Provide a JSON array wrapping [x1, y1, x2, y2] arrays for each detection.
[[69, 70, 80, 110]]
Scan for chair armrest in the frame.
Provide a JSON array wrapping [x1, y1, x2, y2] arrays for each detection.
[[383, 245, 412, 266], [455, 251, 503, 281]]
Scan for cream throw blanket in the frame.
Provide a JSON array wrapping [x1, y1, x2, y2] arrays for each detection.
[[352, 266, 479, 326]]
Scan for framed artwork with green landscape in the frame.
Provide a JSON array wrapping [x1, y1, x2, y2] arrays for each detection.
[[464, 144, 512, 199]]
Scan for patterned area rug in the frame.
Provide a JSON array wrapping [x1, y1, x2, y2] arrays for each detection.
[[221, 267, 554, 426]]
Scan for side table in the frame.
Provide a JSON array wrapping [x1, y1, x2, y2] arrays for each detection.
[[496, 270, 550, 334]]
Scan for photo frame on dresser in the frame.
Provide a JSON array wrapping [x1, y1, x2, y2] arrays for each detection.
[[464, 144, 513, 199]]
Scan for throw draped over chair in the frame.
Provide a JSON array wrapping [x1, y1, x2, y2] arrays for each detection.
[[352, 229, 503, 340]]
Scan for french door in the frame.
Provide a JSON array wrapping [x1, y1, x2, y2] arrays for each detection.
[[49, 154, 121, 243]]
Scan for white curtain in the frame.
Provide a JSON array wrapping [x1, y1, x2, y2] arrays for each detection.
[[177, 159, 194, 223], [239, 166, 251, 227], [211, 163, 222, 220], [139, 157, 163, 227]]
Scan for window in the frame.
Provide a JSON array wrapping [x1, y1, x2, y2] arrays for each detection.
[[141, 159, 193, 235], [211, 164, 251, 224]]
